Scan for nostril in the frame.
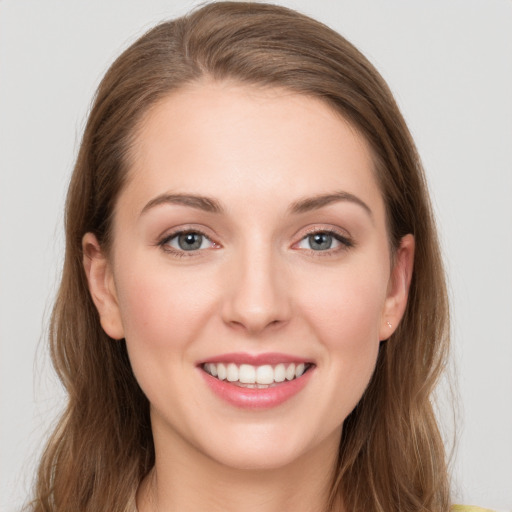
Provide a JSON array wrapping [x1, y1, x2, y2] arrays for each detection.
[[220, 259, 292, 334], [224, 310, 289, 335]]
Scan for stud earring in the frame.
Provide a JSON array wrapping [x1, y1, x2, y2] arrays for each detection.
[[386, 321, 392, 328]]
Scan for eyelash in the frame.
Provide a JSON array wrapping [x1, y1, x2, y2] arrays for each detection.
[[296, 228, 354, 256], [158, 229, 217, 257], [157, 227, 354, 257]]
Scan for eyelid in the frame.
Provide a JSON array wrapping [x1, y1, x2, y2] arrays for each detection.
[[155, 224, 353, 256], [157, 225, 220, 256], [292, 225, 355, 252]]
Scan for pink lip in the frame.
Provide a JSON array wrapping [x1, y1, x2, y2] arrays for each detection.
[[199, 352, 311, 366], [198, 363, 314, 410]]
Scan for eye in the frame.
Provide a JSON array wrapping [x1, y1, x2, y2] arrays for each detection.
[[295, 230, 353, 251], [161, 231, 216, 253]]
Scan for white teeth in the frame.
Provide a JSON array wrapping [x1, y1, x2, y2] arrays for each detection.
[[274, 363, 286, 383], [208, 363, 217, 377], [226, 363, 238, 382], [285, 363, 296, 381], [217, 363, 227, 380], [203, 361, 310, 384], [256, 365, 274, 385], [239, 364, 256, 384]]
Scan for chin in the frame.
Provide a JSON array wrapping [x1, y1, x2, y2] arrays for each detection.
[[194, 421, 340, 473], [207, 443, 308, 472]]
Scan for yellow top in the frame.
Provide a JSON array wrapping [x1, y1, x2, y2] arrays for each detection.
[[452, 506, 496, 512]]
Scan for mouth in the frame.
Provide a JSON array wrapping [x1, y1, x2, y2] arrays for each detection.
[[201, 361, 314, 388], [198, 353, 316, 408]]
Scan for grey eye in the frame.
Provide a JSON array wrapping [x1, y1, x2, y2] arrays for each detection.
[[177, 233, 204, 251], [163, 231, 214, 252], [308, 233, 334, 250]]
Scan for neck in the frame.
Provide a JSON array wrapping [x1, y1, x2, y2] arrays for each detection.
[[137, 423, 343, 512]]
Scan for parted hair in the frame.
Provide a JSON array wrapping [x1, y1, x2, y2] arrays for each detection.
[[30, 3, 451, 511]]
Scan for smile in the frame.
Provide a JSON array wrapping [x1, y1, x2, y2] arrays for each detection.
[[199, 354, 315, 409], [202, 362, 312, 388]]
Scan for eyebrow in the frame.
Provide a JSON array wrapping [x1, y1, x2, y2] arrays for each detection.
[[140, 193, 223, 216], [288, 191, 373, 218], [140, 190, 372, 218]]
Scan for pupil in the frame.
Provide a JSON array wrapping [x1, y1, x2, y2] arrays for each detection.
[[178, 233, 202, 251], [310, 233, 332, 250]]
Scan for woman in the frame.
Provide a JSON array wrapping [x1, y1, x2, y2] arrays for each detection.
[[29, 2, 462, 511]]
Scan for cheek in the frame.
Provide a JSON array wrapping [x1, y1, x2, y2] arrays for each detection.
[[300, 265, 387, 343], [113, 261, 216, 380], [296, 263, 387, 389]]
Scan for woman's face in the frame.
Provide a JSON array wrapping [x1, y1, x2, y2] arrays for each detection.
[[84, 82, 413, 471]]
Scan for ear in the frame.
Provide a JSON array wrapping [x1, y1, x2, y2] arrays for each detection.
[[82, 233, 125, 340], [379, 234, 415, 340]]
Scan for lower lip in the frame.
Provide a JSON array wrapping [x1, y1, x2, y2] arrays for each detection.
[[200, 367, 314, 409]]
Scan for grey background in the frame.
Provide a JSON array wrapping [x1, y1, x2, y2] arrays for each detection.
[[1, 0, 511, 510]]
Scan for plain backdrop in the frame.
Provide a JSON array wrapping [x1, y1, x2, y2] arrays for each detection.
[[1, 1, 511, 510]]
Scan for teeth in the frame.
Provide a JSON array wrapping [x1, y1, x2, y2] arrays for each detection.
[[256, 365, 274, 385], [203, 362, 310, 384], [217, 363, 227, 381], [208, 363, 217, 377], [285, 364, 295, 381], [226, 363, 238, 382], [239, 364, 256, 384], [274, 363, 286, 382]]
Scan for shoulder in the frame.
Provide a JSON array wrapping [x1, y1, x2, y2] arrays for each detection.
[[451, 506, 497, 512]]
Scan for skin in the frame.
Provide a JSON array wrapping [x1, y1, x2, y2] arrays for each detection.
[[83, 81, 414, 512]]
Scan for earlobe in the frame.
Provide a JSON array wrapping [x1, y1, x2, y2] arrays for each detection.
[[82, 233, 125, 340], [379, 234, 415, 340]]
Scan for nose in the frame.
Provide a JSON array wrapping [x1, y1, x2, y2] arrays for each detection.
[[221, 245, 292, 335]]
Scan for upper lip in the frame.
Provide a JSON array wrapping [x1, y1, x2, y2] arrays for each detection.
[[198, 352, 313, 366]]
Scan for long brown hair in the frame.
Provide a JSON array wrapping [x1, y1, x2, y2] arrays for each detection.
[[30, 3, 451, 511]]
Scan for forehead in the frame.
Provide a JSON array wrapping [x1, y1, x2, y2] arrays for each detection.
[[120, 81, 385, 221]]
